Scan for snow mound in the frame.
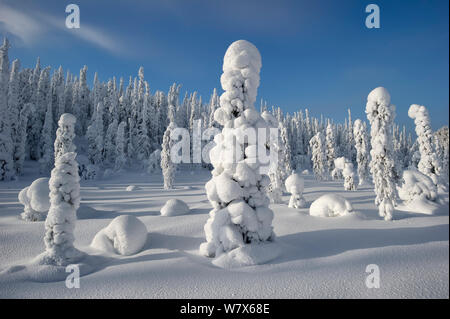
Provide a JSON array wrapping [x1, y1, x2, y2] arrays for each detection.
[[91, 215, 148, 256], [160, 199, 190, 217], [301, 169, 309, 175], [309, 194, 353, 217], [126, 185, 141, 191], [19, 178, 50, 221], [212, 242, 281, 269]]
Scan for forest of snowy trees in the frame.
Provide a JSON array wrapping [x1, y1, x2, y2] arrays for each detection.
[[0, 36, 449, 189]]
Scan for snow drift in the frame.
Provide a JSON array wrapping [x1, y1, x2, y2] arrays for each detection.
[[309, 194, 353, 217], [160, 199, 190, 217]]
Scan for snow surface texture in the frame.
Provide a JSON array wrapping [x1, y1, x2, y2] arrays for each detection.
[[285, 173, 306, 208], [366, 87, 397, 221], [160, 199, 190, 217], [309, 194, 353, 217], [91, 215, 147, 255], [19, 177, 50, 221], [200, 40, 275, 265], [0, 168, 448, 297]]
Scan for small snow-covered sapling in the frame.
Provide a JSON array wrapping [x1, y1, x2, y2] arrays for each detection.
[[284, 172, 306, 209]]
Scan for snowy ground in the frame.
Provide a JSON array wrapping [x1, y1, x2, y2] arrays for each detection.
[[0, 162, 448, 298]]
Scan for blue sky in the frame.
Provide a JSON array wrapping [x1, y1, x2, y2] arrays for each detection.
[[0, 0, 448, 131]]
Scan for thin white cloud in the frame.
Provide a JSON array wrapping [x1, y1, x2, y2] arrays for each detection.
[[0, 4, 47, 45], [0, 3, 126, 55]]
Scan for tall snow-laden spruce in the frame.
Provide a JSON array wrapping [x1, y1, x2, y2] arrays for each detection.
[[0, 38, 15, 181], [114, 121, 127, 171], [39, 114, 82, 266], [325, 121, 338, 179], [408, 104, 441, 185], [366, 87, 397, 221], [199, 40, 274, 258], [353, 119, 370, 185], [310, 131, 327, 180], [161, 122, 176, 189]]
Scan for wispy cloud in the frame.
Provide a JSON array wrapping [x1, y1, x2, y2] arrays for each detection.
[[0, 2, 126, 55]]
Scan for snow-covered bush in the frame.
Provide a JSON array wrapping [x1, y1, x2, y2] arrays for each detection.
[[199, 40, 275, 261], [309, 194, 353, 217], [160, 199, 190, 216], [19, 177, 50, 221], [91, 215, 147, 255], [284, 172, 306, 208], [353, 119, 370, 185], [366, 87, 397, 221], [408, 104, 441, 185], [398, 170, 437, 203], [38, 152, 83, 266], [309, 131, 327, 180]]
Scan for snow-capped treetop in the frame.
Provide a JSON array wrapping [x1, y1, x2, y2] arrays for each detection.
[[215, 40, 262, 125], [367, 86, 391, 106], [58, 113, 77, 127]]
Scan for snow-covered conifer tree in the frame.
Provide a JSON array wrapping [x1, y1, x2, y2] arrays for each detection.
[[325, 122, 337, 179], [309, 131, 327, 180], [39, 152, 82, 266], [161, 122, 176, 190], [353, 119, 370, 185], [39, 98, 54, 173], [0, 37, 15, 181], [114, 121, 127, 171], [199, 40, 275, 259], [408, 104, 441, 185], [366, 87, 397, 221]]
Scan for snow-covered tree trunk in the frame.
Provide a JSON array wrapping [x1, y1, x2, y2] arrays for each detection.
[[353, 119, 370, 185], [408, 104, 441, 185], [366, 87, 397, 221], [199, 40, 275, 259]]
